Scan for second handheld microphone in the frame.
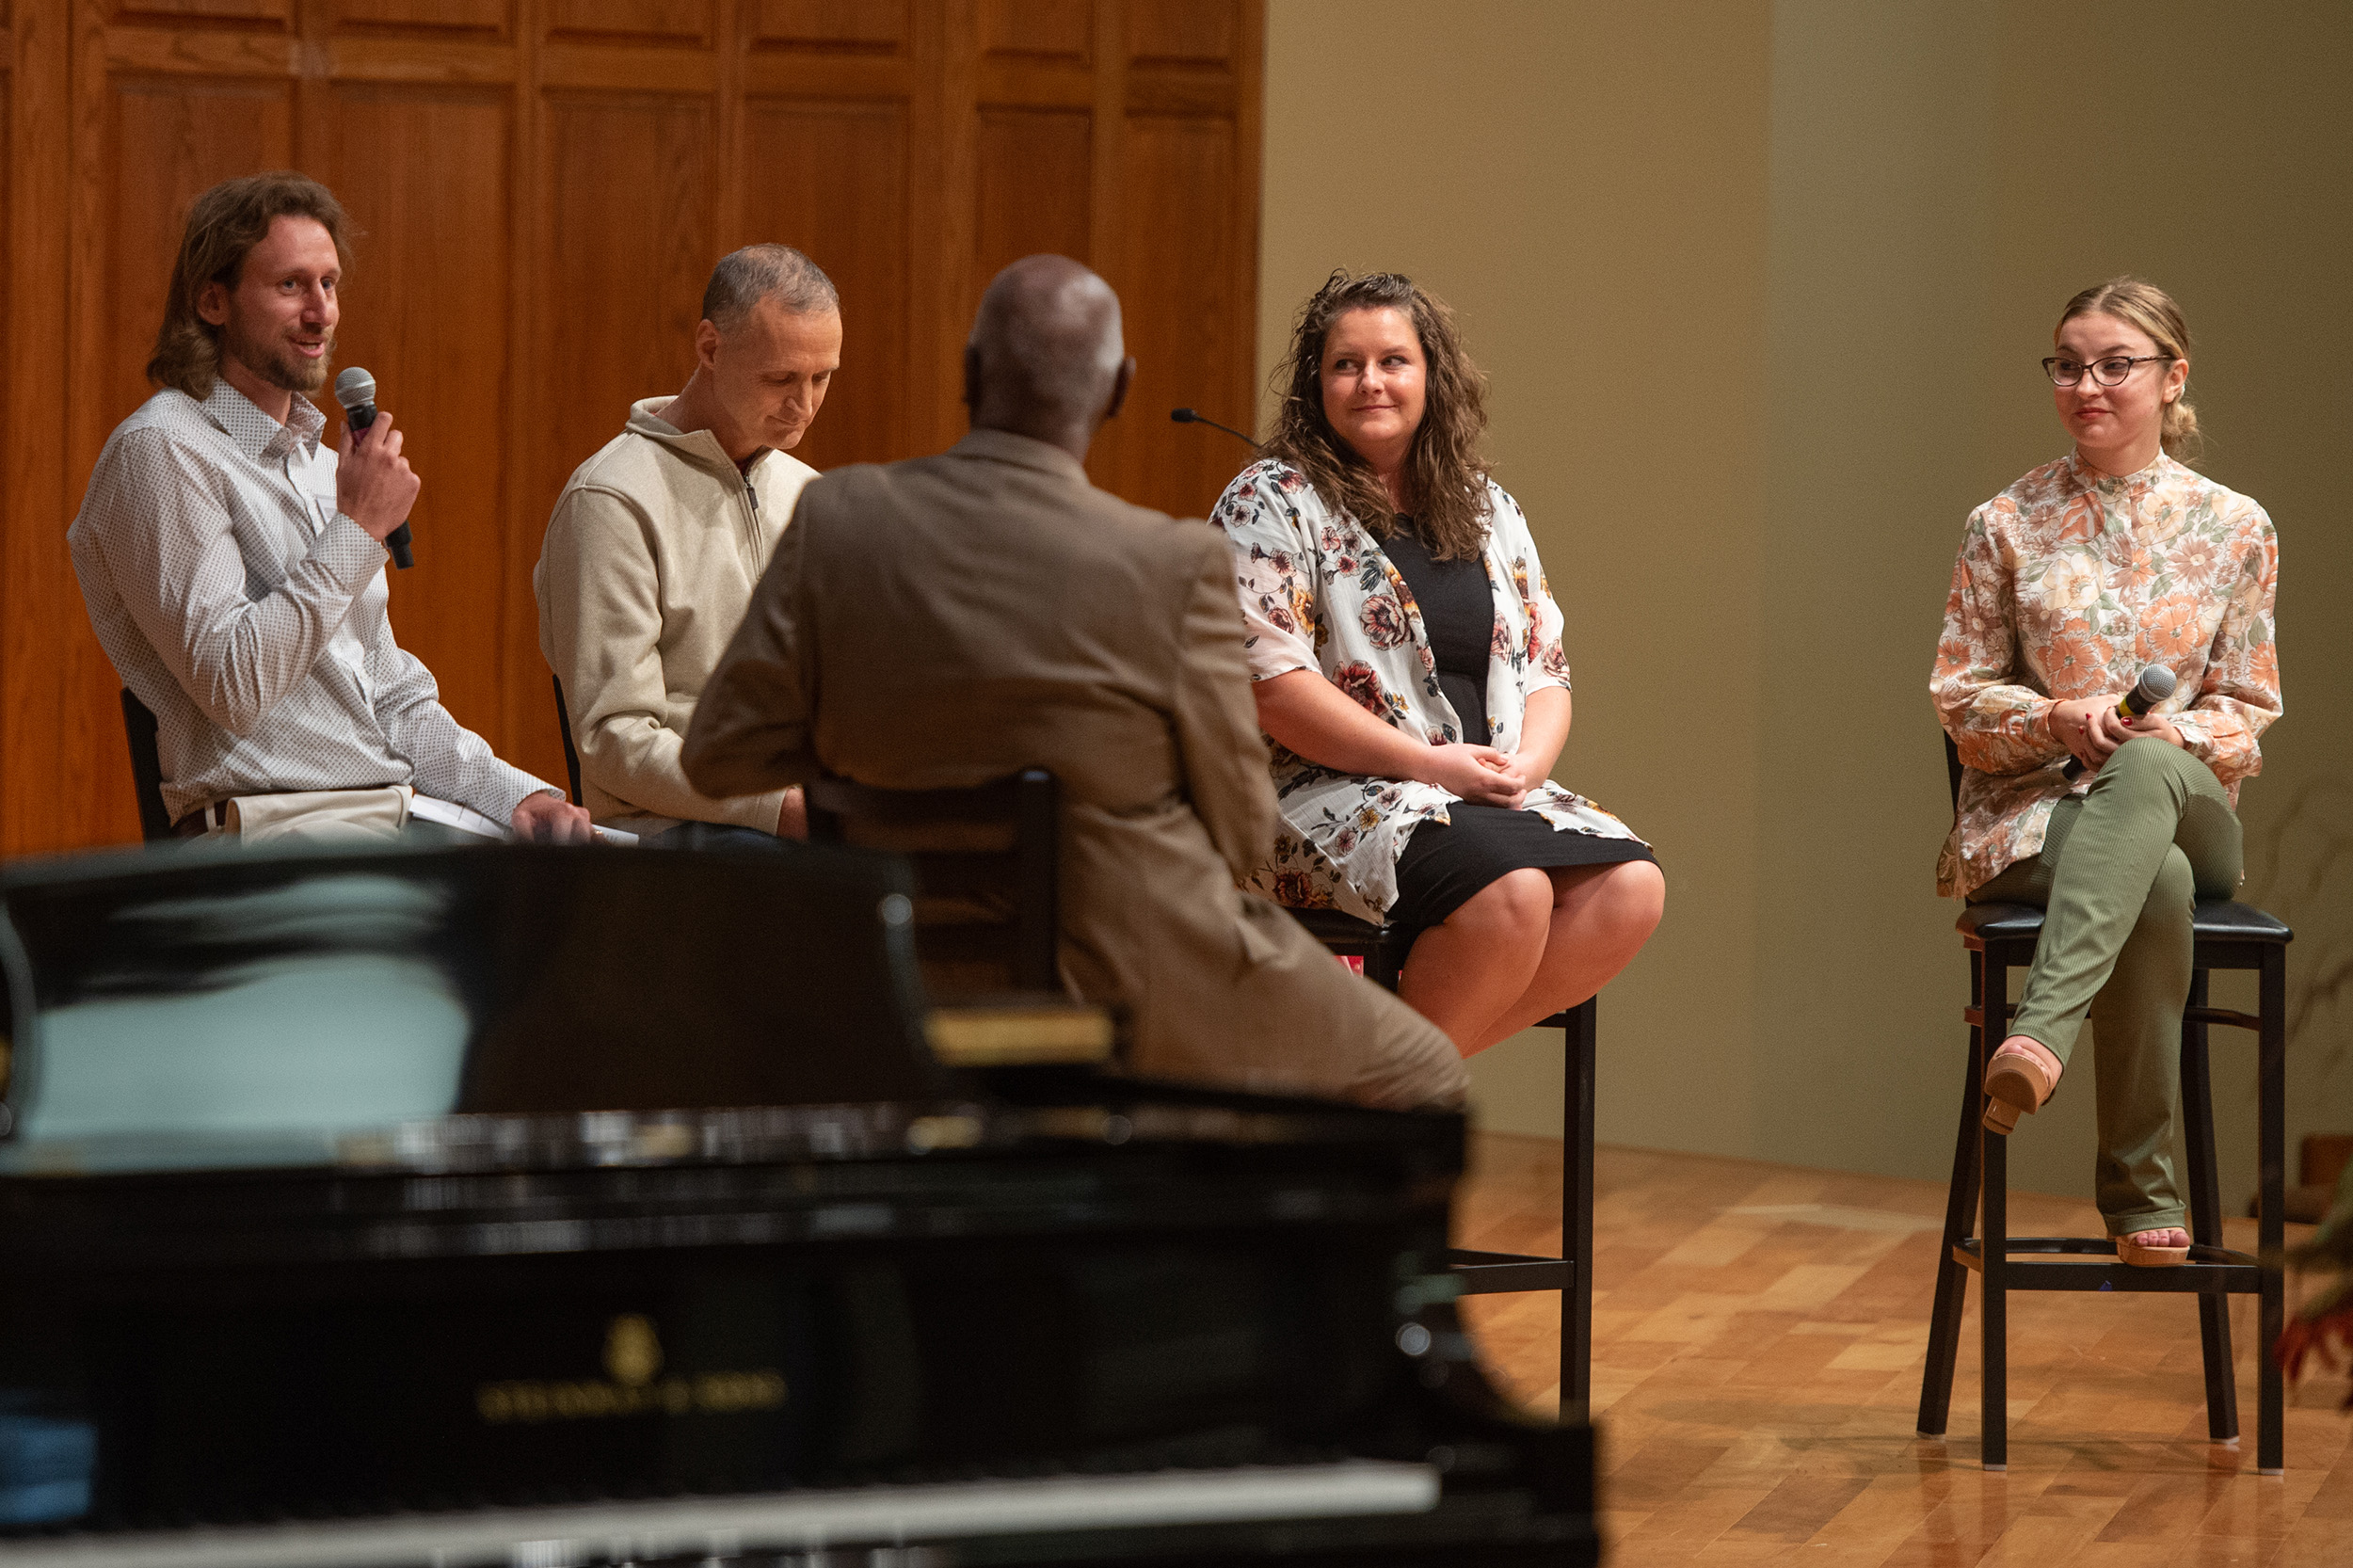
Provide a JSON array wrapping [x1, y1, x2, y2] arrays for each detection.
[[333, 366, 413, 570]]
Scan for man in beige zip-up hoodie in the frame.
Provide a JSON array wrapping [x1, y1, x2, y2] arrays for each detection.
[[537, 246, 840, 844]]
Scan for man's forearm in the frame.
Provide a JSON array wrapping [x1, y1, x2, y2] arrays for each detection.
[[585, 713, 787, 828]]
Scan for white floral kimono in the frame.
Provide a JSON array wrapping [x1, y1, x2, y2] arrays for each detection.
[[1209, 458, 1645, 922]]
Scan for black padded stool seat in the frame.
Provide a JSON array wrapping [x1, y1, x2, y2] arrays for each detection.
[[1919, 889, 2292, 1472], [1961, 899, 2292, 947], [1285, 904, 1598, 1421]]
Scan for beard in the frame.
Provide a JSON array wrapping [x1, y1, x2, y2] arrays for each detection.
[[218, 315, 335, 396]]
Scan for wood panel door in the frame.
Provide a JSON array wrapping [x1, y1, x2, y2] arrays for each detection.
[[0, 0, 1261, 854]]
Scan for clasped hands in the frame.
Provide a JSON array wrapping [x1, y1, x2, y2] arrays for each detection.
[[2049, 694, 2185, 776], [1420, 742, 1545, 808]]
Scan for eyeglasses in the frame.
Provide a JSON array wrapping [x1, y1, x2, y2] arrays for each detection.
[[2041, 354, 2173, 388]]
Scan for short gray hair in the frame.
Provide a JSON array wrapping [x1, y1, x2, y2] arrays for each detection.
[[701, 245, 839, 334]]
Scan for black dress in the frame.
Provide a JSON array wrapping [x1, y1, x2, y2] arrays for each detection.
[[1379, 522, 1657, 935]]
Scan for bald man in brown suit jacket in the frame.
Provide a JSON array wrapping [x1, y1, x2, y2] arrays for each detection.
[[682, 256, 1465, 1110]]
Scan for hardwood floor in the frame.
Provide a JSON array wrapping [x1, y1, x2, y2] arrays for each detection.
[[1453, 1134, 2353, 1566]]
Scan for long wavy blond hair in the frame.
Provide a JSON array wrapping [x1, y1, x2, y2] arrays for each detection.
[[2058, 276, 2201, 464], [149, 171, 353, 399], [1265, 271, 1493, 561]]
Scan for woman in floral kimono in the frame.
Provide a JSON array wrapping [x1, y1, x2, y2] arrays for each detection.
[[1931, 278, 2281, 1267], [1209, 271, 1663, 1056]]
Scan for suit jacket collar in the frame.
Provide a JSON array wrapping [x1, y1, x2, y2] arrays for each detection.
[[951, 427, 1092, 485]]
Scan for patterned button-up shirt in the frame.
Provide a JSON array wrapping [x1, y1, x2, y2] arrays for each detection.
[[1930, 450, 2281, 898], [1210, 459, 1644, 922], [69, 382, 557, 824]]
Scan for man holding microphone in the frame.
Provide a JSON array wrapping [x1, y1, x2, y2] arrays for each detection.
[[69, 171, 586, 846]]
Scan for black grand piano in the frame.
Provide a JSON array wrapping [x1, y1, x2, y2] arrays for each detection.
[[0, 841, 1594, 1566]]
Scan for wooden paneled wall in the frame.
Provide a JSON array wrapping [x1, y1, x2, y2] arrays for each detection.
[[0, 0, 1262, 854]]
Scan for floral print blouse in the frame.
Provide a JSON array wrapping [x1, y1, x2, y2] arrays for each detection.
[[1930, 451, 2281, 898], [1209, 459, 1645, 921]]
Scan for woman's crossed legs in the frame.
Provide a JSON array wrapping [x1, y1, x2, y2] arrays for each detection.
[[1977, 737, 2242, 1256], [1398, 859, 1664, 1057]]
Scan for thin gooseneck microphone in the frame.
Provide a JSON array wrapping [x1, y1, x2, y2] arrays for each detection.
[[333, 367, 413, 569], [1170, 408, 1262, 449], [1174, 408, 1299, 524], [2061, 664, 2178, 780]]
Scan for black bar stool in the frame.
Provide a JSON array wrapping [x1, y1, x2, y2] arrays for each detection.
[[1286, 905, 1596, 1422], [1915, 736, 2291, 1471]]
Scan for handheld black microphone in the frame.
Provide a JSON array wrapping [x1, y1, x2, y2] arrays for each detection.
[[1171, 408, 1261, 448], [2061, 664, 2177, 779], [333, 367, 413, 569], [2117, 664, 2179, 718]]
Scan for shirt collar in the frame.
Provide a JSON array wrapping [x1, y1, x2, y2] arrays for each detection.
[[2065, 447, 2173, 498], [200, 379, 327, 463], [950, 426, 1092, 484]]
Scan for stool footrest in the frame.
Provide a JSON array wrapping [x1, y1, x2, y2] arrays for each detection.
[[1447, 1248, 1573, 1295], [1951, 1237, 2261, 1292], [2184, 1004, 2262, 1032]]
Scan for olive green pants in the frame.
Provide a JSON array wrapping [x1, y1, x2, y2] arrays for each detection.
[[1967, 738, 2241, 1237]]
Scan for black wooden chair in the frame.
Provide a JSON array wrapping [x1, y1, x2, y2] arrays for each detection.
[[119, 689, 176, 844], [805, 771, 1060, 998], [1915, 734, 2291, 1472], [551, 674, 584, 806], [1288, 904, 1596, 1422]]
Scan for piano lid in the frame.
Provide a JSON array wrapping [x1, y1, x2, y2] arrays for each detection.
[[0, 841, 940, 1174]]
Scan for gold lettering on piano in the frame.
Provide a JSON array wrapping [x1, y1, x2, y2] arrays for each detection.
[[475, 1314, 785, 1424], [474, 1369, 786, 1425]]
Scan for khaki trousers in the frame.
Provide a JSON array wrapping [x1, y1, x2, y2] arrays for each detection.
[[1968, 738, 2241, 1237]]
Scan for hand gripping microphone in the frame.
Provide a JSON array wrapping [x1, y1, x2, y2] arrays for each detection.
[[2114, 663, 2179, 719], [333, 367, 413, 569], [2061, 664, 2177, 779]]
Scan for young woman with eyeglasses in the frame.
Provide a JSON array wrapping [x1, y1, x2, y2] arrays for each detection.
[[1930, 278, 2281, 1267]]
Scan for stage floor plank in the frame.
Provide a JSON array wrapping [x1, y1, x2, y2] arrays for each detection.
[[1455, 1133, 2353, 1566]]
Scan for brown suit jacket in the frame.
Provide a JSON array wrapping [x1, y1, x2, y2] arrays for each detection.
[[682, 429, 1464, 1109]]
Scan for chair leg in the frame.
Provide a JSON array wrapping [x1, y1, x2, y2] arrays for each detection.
[[1917, 951, 1987, 1438], [2258, 946, 2286, 1474], [1981, 1116, 2009, 1470], [1977, 951, 2009, 1471], [1558, 999, 1596, 1425], [2179, 970, 2240, 1442]]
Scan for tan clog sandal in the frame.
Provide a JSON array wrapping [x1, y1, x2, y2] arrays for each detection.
[[1981, 1038, 2059, 1135]]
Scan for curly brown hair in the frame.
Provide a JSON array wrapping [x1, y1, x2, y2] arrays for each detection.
[[148, 171, 353, 400], [1264, 270, 1492, 561]]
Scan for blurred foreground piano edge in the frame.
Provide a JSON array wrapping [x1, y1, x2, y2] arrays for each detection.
[[0, 840, 1594, 1566]]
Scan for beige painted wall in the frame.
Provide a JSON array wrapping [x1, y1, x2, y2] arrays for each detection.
[[1260, 0, 2353, 1203], [1259, 0, 1776, 1160]]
